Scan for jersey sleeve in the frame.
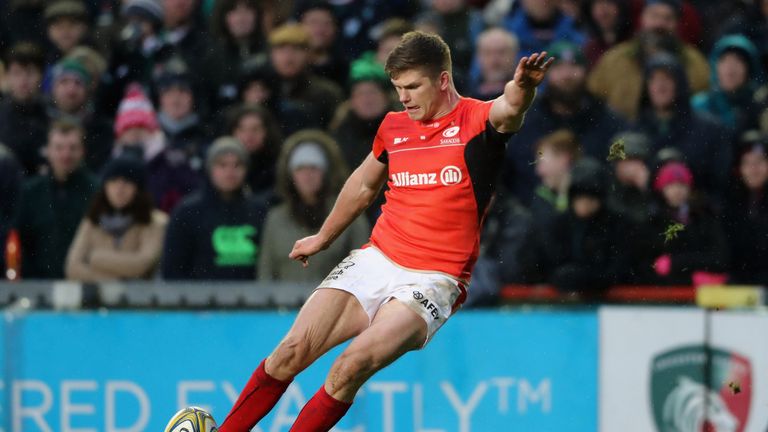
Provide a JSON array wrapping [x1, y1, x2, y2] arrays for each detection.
[[465, 99, 495, 130], [464, 99, 512, 146], [372, 113, 391, 164]]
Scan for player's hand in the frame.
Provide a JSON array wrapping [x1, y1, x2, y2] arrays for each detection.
[[289, 234, 330, 267], [513, 52, 554, 89]]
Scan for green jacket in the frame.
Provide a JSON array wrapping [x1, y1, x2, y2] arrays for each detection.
[[17, 167, 98, 279]]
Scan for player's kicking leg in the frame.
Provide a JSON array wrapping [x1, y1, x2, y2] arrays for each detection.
[[218, 288, 369, 432], [289, 298, 428, 431]]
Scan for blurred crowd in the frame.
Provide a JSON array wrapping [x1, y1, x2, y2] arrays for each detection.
[[0, 0, 767, 300]]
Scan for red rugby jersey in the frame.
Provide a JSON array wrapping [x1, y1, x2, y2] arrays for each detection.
[[369, 97, 511, 281]]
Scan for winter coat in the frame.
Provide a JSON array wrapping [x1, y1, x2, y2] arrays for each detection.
[[332, 108, 385, 169], [272, 72, 344, 134], [503, 94, 626, 204], [633, 56, 732, 201], [588, 38, 710, 121], [259, 129, 370, 283], [501, 7, 585, 60], [0, 97, 48, 175], [161, 185, 268, 280], [722, 183, 768, 285], [159, 113, 210, 173], [519, 206, 630, 292], [65, 210, 168, 282], [258, 201, 370, 283], [633, 199, 729, 285], [16, 167, 99, 279], [691, 35, 765, 132]]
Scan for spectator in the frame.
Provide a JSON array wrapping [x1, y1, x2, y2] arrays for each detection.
[[65, 155, 167, 282], [162, 0, 209, 78], [635, 160, 729, 285], [0, 0, 46, 50], [207, 0, 265, 110], [0, 145, 23, 275], [606, 131, 654, 225], [501, 0, 585, 60], [0, 42, 49, 175], [298, 1, 347, 86], [529, 130, 581, 229], [259, 129, 370, 282], [43, 0, 91, 68], [588, 0, 709, 121], [633, 54, 730, 202], [415, 0, 476, 89], [154, 57, 209, 172], [236, 61, 279, 113], [162, 137, 268, 280], [112, 83, 199, 212], [504, 41, 625, 204], [292, 0, 416, 60], [722, 133, 768, 285], [718, 0, 768, 73], [691, 35, 764, 133], [580, 0, 633, 67], [347, 18, 412, 101], [520, 158, 629, 295], [67, 46, 110, 112], [373, 18, 414, 67], [16, 121, 99, 279], [48, 57, 114, 172], [331, 63, 393, 170], [467, 27, 518, 100], [267, 23, 343, 133], [469, 193, 533, 301], [225, 104, 282, 201], [330, 65, 393, 224], [107, 0, 168, 109]]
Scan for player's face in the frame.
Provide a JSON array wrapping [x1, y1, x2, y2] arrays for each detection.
[[391, 69, 445, 121]]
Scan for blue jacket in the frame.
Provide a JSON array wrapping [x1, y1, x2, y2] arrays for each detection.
[[502, 8, 585, 59], [691, 35, 764, 131]]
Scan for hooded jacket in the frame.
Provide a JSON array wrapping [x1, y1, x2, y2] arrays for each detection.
[[161, 180, 268, 281], [16, 166, 99, 278], [691, 35, 764, 132], [588, 33, 710, 121], [634, 54, 731, 201], [258, 129, 370, 283]]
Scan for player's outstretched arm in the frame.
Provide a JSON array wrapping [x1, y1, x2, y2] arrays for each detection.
[[489, 51, 554, 134], [289, 152, 387, 266]]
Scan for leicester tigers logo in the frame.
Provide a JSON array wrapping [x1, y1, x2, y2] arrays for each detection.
[[651, 346, 752, 432]]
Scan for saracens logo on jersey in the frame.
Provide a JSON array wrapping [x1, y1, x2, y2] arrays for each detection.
[[391, 165, 463, 187]]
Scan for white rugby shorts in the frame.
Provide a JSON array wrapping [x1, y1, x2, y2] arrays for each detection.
[[316, 246, 467, 345]]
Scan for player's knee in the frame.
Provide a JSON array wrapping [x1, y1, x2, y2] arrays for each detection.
[[271, 335, 313, 378], [333, 350, 380, 388]]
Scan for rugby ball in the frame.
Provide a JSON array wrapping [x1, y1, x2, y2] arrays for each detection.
[[164, 406, 218, 432]]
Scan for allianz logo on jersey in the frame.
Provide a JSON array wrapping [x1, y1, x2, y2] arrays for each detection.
[[391, 165, 463, 187]]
